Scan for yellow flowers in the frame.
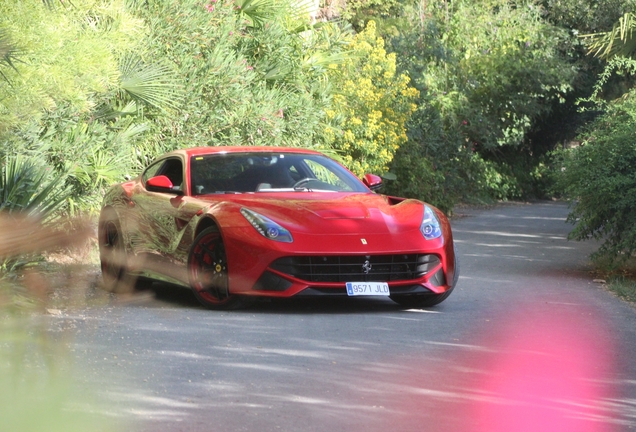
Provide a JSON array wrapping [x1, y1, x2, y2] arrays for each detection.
[[326, 21, 418, 176]]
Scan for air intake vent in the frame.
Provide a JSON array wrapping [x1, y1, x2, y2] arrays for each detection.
[[270, 254, 440, 283]]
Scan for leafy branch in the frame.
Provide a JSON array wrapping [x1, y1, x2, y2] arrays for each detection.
[[582, 12, 636, 60]]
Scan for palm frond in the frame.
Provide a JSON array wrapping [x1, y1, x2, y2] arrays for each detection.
[[583, 13, 636, 60], [70, 149, 127, 192], [283, 0, 318, 30], [0, 156, 70, 221], [302, 50, 353, 73], [93, 100, 139, 121], [118, 55, 183, 112], [42, 0, 76, 9], [234, 0, 283, 28], [116, 121, 150, 144], [0, 29, 22, 84], [263, 62, 293, 81]]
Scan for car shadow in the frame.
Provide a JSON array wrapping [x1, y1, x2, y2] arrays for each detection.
[[127, 281, 412, 314], [247, 296, 405, 315]]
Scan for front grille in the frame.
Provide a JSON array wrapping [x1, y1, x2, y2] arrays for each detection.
[[270, 254, 441, 283], [296, 285, 433, 296]]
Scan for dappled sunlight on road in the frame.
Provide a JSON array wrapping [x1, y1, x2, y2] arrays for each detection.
[[88, 390, 199, 422], [466, 309, 615, 431], [57, 292, 635, 432], [460, 253, 550, 262], [221, 346, 329, 359], [454, 230, 568, 241], [472, 242, 524, 247], [6, 202, 633, 432], [217, 363, 296, 373], [368, 304, 621, 432]]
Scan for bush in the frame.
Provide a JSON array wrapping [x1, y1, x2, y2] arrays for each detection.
[[0, 0, 140, 134], [384, 103, 465, 213], [555, 89, 636, 262], [5, 0, 349, 214], [326, 20, 419, 176], [0, 155, 71, 275], [131, 0, 342, 151]]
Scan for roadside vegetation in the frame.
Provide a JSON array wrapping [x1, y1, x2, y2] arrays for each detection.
[[607, 276, 636, 304], [1, 1, 636, 283], [0, 0, 624, 212], [3, 1, 636, 426]]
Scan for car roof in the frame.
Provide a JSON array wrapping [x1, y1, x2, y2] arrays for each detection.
[[163, 146, 324, 159]]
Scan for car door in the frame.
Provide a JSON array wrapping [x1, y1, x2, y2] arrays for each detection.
[[130, 156, 200, 276]]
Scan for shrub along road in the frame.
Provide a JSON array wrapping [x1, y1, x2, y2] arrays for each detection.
[[49, 201, 636, 432]]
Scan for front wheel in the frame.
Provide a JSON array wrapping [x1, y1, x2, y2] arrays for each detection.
[[188, 228, 243, 310]]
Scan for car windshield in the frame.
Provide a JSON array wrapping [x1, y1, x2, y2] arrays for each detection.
[[190, 152, 368, 195]]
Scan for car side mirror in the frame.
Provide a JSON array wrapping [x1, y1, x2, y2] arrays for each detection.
[[146, 175, 183, 195], [363, 174, 383, 191]]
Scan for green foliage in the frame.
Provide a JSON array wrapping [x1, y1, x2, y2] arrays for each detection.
[[6, 103, 151, 214], [384, 102, 467, 213], [130, 0, 344, 151], [582, 12, 636, 59], [332, 0, 402, 32], [1, 0, 358, 216], [384, 0, 577, 209], [118, 54, 183, 112], [551, 7, 636, 264], [5, 0, 627, 221], [0, 155, 71, 274], [0, 0, 142, 133], [606, 275, 636, 303], [386, 116, 541, 212], [580, 56, 636, 107], [0, 155, 70, 220], [541, 0, 632, 33], [0, 1, 184, 214], [427, 0, 576, 149], [0, 29, 20, 83], [325, 21, 419, 176], [555, 89, 636, 263], [538, 0, 635, 145]]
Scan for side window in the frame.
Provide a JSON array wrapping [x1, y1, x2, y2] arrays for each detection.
[[158, 159, 184, 191], [304, 159, 347, 189], [142, 158, 184, 192], [142, 160, 164, 184], [289, 165, 299, 179]]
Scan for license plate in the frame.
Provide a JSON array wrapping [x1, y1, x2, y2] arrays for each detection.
[[346, 282, 390, 296]]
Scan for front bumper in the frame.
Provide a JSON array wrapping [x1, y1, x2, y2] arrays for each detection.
[[223, 227, 455, 298]]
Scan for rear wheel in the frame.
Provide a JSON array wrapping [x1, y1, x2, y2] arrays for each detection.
[[99, 216, 133, 293], [188, 228, 243, 310]]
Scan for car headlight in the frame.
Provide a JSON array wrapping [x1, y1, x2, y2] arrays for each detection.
[[240, 208, 293, 243], [420, 205, 443, 241]]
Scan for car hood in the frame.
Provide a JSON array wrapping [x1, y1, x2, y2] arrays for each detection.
[[201, 192, 425, 235]]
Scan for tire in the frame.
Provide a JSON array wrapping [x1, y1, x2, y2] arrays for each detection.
[[99, 215, 135, 293], [188, 228, 243, 310], [390, 245, 460, 308], [133, 276, 154, 291]]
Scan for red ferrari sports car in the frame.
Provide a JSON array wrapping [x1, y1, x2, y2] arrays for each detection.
[[98, 146, 459, 309]]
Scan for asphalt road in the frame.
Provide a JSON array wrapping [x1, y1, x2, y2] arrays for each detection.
[[46, 201, 636, 432]]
